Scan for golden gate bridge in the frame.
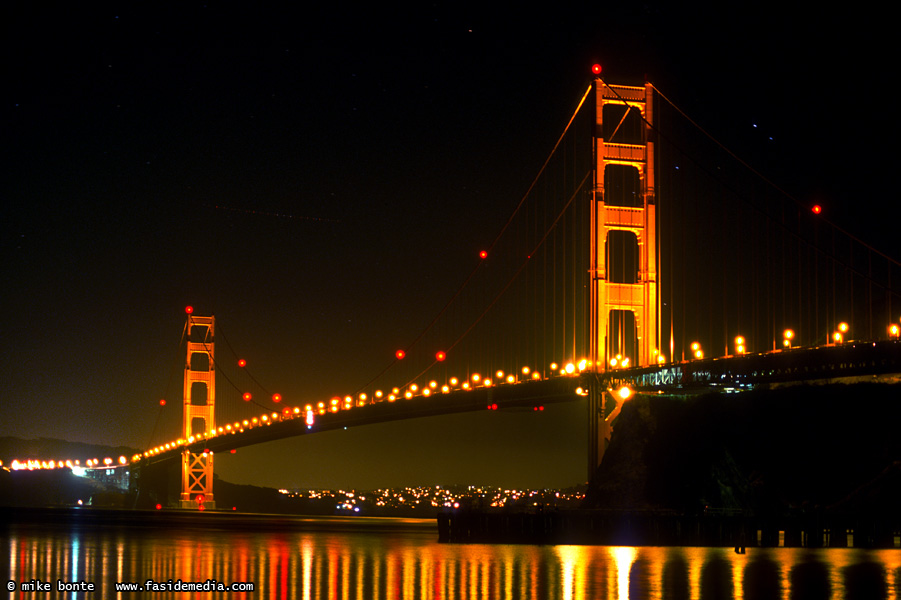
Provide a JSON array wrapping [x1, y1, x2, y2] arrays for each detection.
[[12, 70, 901, 509]]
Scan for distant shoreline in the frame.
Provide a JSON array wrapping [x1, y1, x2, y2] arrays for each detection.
[[0, 505, 436, 533]]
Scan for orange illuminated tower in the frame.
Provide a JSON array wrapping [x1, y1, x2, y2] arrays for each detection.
[[588, 79, 658, 476], [181, 313, 216, 509], [590, 80, 658, 368]]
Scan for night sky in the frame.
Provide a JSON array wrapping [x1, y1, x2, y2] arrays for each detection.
[[3, 3, 896, 490]]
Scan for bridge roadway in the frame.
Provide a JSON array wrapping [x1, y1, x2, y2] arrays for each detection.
[[620, 339, 901, 391], [137, 339, 901, 467], [140, 375, 584, 467]]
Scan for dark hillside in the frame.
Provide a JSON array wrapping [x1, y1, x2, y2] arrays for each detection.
[[585, 383, 901, 514]]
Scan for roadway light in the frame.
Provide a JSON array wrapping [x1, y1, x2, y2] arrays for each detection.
[[734, 336, 745, 355], [889, 323, 900, 338], [617, 386, 632, 401], [783, 329, 794, 349], [691, 342, 703, 359], [834, 322, 848, 344]]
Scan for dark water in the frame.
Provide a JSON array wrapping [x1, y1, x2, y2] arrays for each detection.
[[2, 514, 899, 599]]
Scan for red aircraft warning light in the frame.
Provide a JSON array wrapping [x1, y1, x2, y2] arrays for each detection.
[[272, 393, 282, 402], [396, 349, 406, 360], [592, 64, 602, 75], [479, 250, 488, 259], [242, 392, 252, 401], [436, 351, 446, 362], [812, 205, 822, 214], [185, 305, 194, 315], [159, 399, 166, 407], [238, 359, 247, 367]]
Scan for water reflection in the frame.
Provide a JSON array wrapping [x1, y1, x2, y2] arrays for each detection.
[[1, 517, 899, 599], [743, 553, 781, 599]]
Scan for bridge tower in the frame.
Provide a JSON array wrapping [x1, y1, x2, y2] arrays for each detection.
[[588, 80, 658, 476], [590, 80, 658, 367], [180, 313, 216, 509]]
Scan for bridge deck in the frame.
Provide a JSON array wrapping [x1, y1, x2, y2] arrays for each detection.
[[137, 340, 901, 467]]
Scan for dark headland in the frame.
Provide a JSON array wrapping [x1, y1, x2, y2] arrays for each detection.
[[441, 382, 901, 546]]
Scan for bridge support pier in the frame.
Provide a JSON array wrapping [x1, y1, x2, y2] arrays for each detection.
[[587, 377, 634, 480], [587, 383, 610, 480]]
